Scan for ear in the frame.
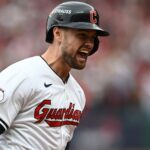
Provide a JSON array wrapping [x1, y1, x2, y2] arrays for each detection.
[[53, 27, 63, 42]]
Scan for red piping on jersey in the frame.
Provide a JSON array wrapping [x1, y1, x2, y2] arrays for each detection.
[[45, 120, 79, 127]]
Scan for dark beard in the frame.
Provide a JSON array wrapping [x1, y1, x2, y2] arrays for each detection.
[[62, 47, 86, 70]]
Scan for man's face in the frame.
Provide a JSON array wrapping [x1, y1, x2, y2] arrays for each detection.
[[60, 28, 97, 69]]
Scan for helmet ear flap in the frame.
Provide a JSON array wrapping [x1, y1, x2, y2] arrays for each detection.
[[89, 37, 99, 55], [46, 15, 54, 43], [46, 28, 53, 43]]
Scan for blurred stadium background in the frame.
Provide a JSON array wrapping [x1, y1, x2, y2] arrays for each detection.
[[0, 0, 150, 150]]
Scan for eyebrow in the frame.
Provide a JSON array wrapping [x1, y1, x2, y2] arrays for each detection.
[[76, 29, 93, 32], [76, 29, 97, 36]]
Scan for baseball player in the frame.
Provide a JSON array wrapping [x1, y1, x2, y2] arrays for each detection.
[[0, 1, 109, 150]]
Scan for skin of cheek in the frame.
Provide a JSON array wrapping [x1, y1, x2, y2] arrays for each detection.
[[61, 38, 87, 69], [60, 29, 89, 69]]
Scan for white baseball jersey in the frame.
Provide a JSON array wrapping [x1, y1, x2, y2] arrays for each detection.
[[0, 56, 86, 150]]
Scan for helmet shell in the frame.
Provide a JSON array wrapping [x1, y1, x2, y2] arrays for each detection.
[[46, 1, 109, 55]]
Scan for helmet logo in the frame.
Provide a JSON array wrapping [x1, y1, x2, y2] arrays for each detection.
[[90, 10, 97, 24], [50, 9, 72, 16]]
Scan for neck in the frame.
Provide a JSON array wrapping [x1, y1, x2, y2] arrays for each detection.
[[42, 45, 71, 83]]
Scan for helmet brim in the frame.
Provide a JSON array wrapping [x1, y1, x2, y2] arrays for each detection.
[[57, 22, 109, 36]]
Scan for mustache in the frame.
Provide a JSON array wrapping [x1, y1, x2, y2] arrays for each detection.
[[78, 44, 92, 51]]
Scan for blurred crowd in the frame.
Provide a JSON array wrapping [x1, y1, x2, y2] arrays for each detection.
[[0, 0, 150, 150]]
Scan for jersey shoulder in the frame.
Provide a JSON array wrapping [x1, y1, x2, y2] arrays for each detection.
[[0, 56, 47, 96], [0, 56, 45, 78]]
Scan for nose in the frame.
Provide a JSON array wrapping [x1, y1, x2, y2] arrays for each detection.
[[84, 38, 94, 50]]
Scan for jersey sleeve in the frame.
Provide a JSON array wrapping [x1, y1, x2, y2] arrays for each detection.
[[0, 66, 30, 134]]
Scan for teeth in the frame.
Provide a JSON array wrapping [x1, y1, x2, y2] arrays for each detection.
[[80, 50, 88, 54]]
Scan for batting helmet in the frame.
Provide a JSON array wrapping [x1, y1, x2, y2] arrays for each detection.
[[46, 1, 109, 55]]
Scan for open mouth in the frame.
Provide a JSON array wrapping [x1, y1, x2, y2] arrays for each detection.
[[78, 50, 89, 60]]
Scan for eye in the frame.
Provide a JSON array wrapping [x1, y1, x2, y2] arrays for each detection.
[[78, 33, 87, 39], [76, 31, 96, 42], [91, 36, 96, 41]]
